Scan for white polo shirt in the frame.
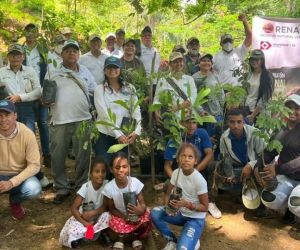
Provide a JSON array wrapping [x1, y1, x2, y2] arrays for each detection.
[[79, 51, 107, 85], [0, 65, 41, 102], [153, 74, 197, 117], [24, 46, 41, 77], [139, 44, 161, 85], [94, 82, 142, 138], [102, 48, 123, 58], [213, 44, 249, 86]]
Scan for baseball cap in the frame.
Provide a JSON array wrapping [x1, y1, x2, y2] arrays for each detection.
[[0, 100, 16, 113], [200, 53, 213, 61], [187, 37, 200, 46], [54, 34, 66, 44], [105, 32, 116, 40], [8, 44, 24, 54], [141, 26, 152, 36], [60, 27, 72, 35], [123, 38, 136, 46], [89, 34, 102, 42], [242, 178, 261, 210], [249, 49, 265, 59], [172, 45, 186, 54], [104, 56, 121, 69], [184, 113, 196, 121], [220, 34, 233, 43], [62, 39, 80, 51], [116, 28, 125, 35], [169, 51, 183, 62], [284, 94, 300, 106]]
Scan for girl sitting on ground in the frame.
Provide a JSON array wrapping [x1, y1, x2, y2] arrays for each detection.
[[102, 152, 152, 250], [59, 156, 111, 248], [151, 143, 208, 250]]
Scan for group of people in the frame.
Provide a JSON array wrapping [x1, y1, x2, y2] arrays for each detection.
[[0, 13, 300, 250]]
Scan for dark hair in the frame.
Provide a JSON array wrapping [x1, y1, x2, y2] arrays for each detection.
[[249, 57, 274, 105], [226, 108, 244, 119], [24, 23, 37, 31], [90, 156, 109, 173], [176, 143, 200, 165], [111, 152, 128, 168], [104, 72, 125, 93]]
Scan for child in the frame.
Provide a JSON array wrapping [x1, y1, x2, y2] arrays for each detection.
[[151, 143, 208, 250], [59, 156, 111, 248], [102, 152, 152, 250]]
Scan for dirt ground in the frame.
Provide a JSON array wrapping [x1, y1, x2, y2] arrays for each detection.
[[1, 158, 300, 250]]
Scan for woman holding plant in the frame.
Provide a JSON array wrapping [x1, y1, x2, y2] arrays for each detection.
[[153, 51, 197, 123], [245, 49, 274, 124], [94, 56, 141, 164], [256, 94, 300, 224]]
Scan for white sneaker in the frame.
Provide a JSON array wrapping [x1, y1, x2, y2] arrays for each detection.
[[195, 239, 200, 250], [162, 241, 176, 250], [208, 202, 222, 219]]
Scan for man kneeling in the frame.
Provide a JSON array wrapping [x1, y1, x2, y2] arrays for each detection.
[[0, 100, 41, 220]]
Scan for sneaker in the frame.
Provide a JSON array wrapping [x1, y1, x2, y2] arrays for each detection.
[[10, 200, 25, 220], [162, 241, 176, 250], [195, 239, 200, 250], [208, 202, 222, 219], [43, 154, 51, 168]]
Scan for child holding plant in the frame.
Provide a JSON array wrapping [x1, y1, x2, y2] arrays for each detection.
[[102, 152, 152, 250], [151, 143, 208, 250], [59, 157, 111, 248]]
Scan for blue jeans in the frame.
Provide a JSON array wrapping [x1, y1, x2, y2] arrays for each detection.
[[33, 101, 50, 156], [0, 175, 41, 203], [151, 206, 205, 250], [15, 102, 35, 132]]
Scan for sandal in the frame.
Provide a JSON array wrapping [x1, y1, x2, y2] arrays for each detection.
[[113, 241, 124, 250], [132, 240, 143, 250]]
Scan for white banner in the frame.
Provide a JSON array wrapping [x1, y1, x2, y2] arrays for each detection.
[[253, 16, 300, 92], [252, 16, 300, 69]]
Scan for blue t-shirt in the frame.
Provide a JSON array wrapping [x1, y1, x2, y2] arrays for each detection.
[[164, 128, 212, 170], [229, 131, 248, 165]]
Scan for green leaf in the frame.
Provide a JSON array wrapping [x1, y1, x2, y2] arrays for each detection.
[[194, 87, 211, 106], [149, 103, 162, 112], [107, 143, 128, 153], [95, 120, 115, 127], [114, 100, 129, 110]]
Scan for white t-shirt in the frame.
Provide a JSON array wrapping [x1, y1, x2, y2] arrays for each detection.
[[102, 177, 144, 215], [79, 51, 108, 85], [213, 44, 249, 86], [170, 168, 207, 219], [77, 180, 108, 213], [245, 73, 261, 112]]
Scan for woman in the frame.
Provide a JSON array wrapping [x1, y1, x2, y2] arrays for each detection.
[[192, 53, 224, 124], [94, 56, 141, 164], [153, 51, 197, 122], [245, 49, 274, 124]]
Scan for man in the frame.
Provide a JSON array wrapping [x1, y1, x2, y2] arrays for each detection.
[[139, 26, 161, 89], [47, 34, 66, 71], [184, 37, 201, 75], [60, 27, 73, 40], [115, 28, 125, 57], [0, 100, 41, 220], [0, 44, 41, 131], [79, 34, 107, 85], [47, 40, 97, 204], [255, 94, 300, 226], [23, 23, 50, 168], [209, 109, 265, 216], [102, 33, 122, 58], [213, 14, 252, 86]]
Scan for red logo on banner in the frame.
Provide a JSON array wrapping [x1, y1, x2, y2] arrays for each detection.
[[260, 41, 272, 50], [263, 22, 274, 33]]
